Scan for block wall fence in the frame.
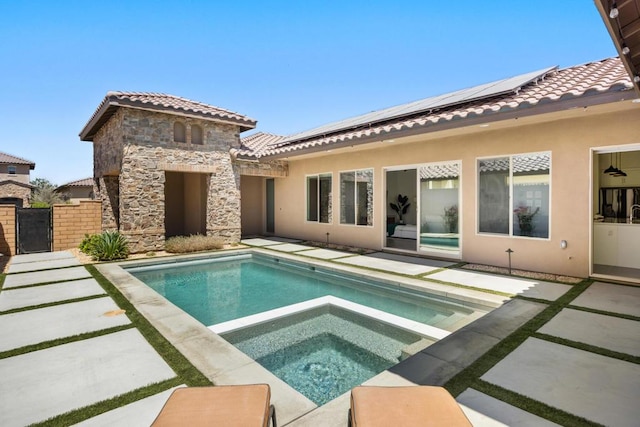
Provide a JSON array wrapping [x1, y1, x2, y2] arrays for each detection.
[[0, 201, 102, 256]]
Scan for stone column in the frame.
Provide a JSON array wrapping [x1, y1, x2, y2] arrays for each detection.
[[206, 155, 241, 242], [96, 176, 119, 230]]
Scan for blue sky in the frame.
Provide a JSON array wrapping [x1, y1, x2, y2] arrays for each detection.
[[0, 0, 617, 185]]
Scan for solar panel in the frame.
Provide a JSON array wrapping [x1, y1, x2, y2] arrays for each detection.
[[277, 65, 557, 145]]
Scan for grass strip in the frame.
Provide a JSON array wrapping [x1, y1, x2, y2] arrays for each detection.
[[471, 380, 604, 427], [0, 324, 134, 360], [0, 276, 93, 291], [567, 304, 640, 322], [445, 278, 593, 399], [85, 265, 212, 387], [32, 377, 182, 427], [533, 332, 640, 364], [0, 294, 107, 316]]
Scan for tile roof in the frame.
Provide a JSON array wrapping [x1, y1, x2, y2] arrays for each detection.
[[239, 57, 633, 160], [80, 92, 257, 141], [235, 132, 285, 158], [0, 151, 35, 168], [57, 177, 93, 189]]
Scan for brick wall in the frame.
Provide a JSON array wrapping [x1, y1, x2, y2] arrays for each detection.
[[0, 205, 16, 256], [52, 201, 102, 251]]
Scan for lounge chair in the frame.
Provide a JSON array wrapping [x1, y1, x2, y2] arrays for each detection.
[[152, 384, 277, 427], [349, 386, 471, 426]]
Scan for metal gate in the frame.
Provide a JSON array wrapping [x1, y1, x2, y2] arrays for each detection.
[[16, 208, 52, 254]]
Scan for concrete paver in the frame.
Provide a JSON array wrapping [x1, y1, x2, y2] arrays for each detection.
[[0, 297, 130, 352], [337, 255, 439, 275], [571, 281, 640, 317], [7, 256, 80, 273], [538, 308, 640, 356], [481, 337, 640, 427], [267, 243, 315, 252], [240, 238, 285, 246], [367, 252, 455, 268], [8, 251, 75, 264], [0, 278, 105, 311], [427, 269, 572, 301], [457, 388, 560, 426], [0, 329, 176, 427], [298, 248, 353, 260], [74, 386, 182, 427], [3, 266, 91, 289]]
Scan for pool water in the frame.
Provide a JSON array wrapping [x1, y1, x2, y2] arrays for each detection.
[[128, 254, 471, 329]]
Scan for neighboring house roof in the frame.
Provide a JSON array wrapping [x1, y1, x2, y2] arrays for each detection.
[[56, 177, 93, 191], [595, 0, 640, 95], [238, 57, 633, 160], [0, 179, 35, 189], [0, 151, 35, 169], [80, 91, 257, 141]]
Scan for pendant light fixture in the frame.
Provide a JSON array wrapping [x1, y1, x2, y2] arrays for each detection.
[[604, 152, 617, 174], [613, 152, 627, 177]]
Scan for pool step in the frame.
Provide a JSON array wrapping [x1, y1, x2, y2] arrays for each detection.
[[401, 338, 438, 360]]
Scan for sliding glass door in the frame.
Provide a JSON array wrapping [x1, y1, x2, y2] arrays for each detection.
[[418, 162, 461, 256]]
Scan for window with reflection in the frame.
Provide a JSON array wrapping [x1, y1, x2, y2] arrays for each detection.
[[307, 174, 332, 223], [478, 152, 550, 238], [419, 162, 460, 252], [340, 169, 373, 226]]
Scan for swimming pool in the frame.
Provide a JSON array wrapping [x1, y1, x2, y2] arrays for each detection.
[[127, 253, 473, 329], [127, 252, 480, 405]]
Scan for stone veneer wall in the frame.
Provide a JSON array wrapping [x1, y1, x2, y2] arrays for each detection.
[[0, 181, 31, 207], [92, 108, 244, 253], [0, 204, 16, 256]]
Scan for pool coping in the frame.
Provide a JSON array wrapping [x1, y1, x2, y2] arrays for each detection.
[[97, 248, 506, 424]]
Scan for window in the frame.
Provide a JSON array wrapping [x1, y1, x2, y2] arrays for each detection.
[[191, 125, 203, 145], [8, 165, 16, 175], [340, 169, 373, 226], [478, 152, 550, 238], [174, 122, 186, 143], [307, 174, 332, 223]]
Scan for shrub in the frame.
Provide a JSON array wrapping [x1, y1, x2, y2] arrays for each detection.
[[80, 231, 129, 261], [165, 234, 224, 253]]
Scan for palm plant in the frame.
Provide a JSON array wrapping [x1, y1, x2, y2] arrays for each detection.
[[390, 194, 411, 223]]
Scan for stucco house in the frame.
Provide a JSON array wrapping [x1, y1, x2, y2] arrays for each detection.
[[55, 177, 95, 203], [0, 151, 35, 207], [79, 2, 640, 284]]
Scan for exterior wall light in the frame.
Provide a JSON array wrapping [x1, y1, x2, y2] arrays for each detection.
[[560, 240, 568, 249]]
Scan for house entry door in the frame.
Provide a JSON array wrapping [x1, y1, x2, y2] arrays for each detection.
[[266, 179, 275, 233], [16, 207, 52, 254]]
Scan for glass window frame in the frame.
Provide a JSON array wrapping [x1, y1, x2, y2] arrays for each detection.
[[339, 168, 374, 227], [8, 165, 17, 175], [477, 152, 551, 239], [306, 173, 332, 224]]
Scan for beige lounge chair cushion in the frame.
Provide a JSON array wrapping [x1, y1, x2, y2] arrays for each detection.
[[350, 386, 471, 426], [152, 385, 272, 427]]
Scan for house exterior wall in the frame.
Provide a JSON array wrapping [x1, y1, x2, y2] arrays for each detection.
[[0, 181, 31, 207], [92, 108, 243, 252], [0, 163, 31, 184], [271, 106, 640, 277], [240, 175, 264, 236]]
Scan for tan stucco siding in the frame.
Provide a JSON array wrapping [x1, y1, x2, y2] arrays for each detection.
[[271, 107, 640, 277], [240, 175, 264, 236]]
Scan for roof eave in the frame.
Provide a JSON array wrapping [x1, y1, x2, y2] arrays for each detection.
[[259, 88, 636, 160]]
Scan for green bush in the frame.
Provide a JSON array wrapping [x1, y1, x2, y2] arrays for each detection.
[[80, 231, 129, 261], [165, 234, 224, 253]]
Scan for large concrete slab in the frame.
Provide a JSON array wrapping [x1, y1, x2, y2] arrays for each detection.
[[266, 243, 314, 253], [298, 248, 353, 260], [538, 308, 640, 356], [7, 256, 80, 273], [8, 251, 75, 265], [0, 297, 130, 352], [0, 329, 176, 427], [337, 255, 439, 275], [0, 278, 105, 311], [75, 386, 182, 427], [428, 269, 572, 301], [368, 252, 455, 268], [457, 388, 560, 426], [481, 338, 640, 427], [240, 238, 285, 247], [571, 282, 640, 317], [3, 266, 91, 289]]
